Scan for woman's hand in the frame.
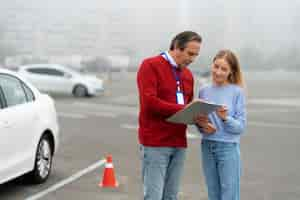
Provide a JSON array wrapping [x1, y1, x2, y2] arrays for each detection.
[[216, 106, 228, 121], [194, 114, 209, 127], [202, 122, 216, 134], [194, 114, 216, 134]]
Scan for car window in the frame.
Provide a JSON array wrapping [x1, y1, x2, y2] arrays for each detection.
[[22, 83, 35, 102], [27, 67, 64, 77], [27, 68, 45, 75], [0, 74, 27, 107]]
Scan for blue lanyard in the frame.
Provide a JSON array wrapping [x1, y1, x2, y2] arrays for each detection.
[[161, 52, 182, 92]]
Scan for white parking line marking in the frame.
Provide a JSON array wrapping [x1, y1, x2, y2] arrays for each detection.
[[58, 112, 86, 119], [88, 112, 117, 118], [71, 102, 137, 112], [72, 102, 112, 108], [120, 124, 137, 129], [249, 121, 300, 129], [25, 159, 106, 200], [58, 111, 117, 119], [248, 108, 296, 113], [248, 98, 300, 107]]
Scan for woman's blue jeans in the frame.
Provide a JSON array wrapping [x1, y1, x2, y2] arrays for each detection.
[[201, 140, 241, 200], [140, 145, 186, 200]]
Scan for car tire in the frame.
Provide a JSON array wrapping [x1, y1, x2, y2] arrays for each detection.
[[27, 134, 53, 184], [73, 84, 88, 97]]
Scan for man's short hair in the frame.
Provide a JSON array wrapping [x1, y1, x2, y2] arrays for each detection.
[[170, 31, 202, 51]]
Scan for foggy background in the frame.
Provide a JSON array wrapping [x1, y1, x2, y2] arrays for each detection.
[[0, 0, 299, 72], [0, 2, 300, 199]]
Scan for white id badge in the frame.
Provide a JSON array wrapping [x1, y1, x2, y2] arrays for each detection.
[[176, 91, 184, 105]]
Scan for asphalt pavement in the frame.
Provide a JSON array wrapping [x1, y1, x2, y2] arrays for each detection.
[[0, 71, 300, 200]]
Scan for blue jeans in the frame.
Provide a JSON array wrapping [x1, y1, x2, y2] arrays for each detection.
[[140, 145, 186, 200], [201, 140, 241, 200]]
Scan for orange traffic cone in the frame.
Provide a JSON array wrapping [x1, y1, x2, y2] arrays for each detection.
[[99, 155, 119, 188]]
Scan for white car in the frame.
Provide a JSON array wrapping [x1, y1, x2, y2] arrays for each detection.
[[0, 68, 59, 184], [18, 64, 104, 97]]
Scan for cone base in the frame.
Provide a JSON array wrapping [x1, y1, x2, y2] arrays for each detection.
[[99, 181, 119, 188]]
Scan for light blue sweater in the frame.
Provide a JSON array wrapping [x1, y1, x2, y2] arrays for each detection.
[[197, 84, 247, 143]]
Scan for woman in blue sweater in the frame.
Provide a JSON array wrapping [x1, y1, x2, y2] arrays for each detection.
[[195, 49, 246, 200]]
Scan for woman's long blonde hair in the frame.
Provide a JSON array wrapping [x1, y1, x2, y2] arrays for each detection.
[[213, 49, 245, 88]]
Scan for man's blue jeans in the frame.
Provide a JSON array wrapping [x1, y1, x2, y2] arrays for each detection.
[[201, 140, 241, 200], [140, 145, 186, 200]]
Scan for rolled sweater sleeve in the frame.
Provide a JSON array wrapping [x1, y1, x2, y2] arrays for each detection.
[[137, 60, 184, 117], [224, 89, 247, 135]]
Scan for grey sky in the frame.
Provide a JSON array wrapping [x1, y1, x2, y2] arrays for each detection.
[[0, 0, 299, 69]]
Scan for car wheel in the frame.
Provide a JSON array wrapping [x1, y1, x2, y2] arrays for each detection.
[[73, 85, 88, 97], [28, 135, 53, 184]]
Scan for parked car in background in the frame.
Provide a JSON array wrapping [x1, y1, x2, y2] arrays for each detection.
[[0, 68, 59, 184], [18, 64, 104, 97]]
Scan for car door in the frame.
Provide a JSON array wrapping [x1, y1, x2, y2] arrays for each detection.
[[0, 74, 38, 181], [24, 67, 52, 92], [44, 68, 73, 93]]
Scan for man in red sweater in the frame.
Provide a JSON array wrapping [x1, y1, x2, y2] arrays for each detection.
[[137, 31, 202, 200]]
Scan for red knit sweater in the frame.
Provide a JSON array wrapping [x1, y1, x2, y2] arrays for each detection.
[[137, 55, 194, 147]]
